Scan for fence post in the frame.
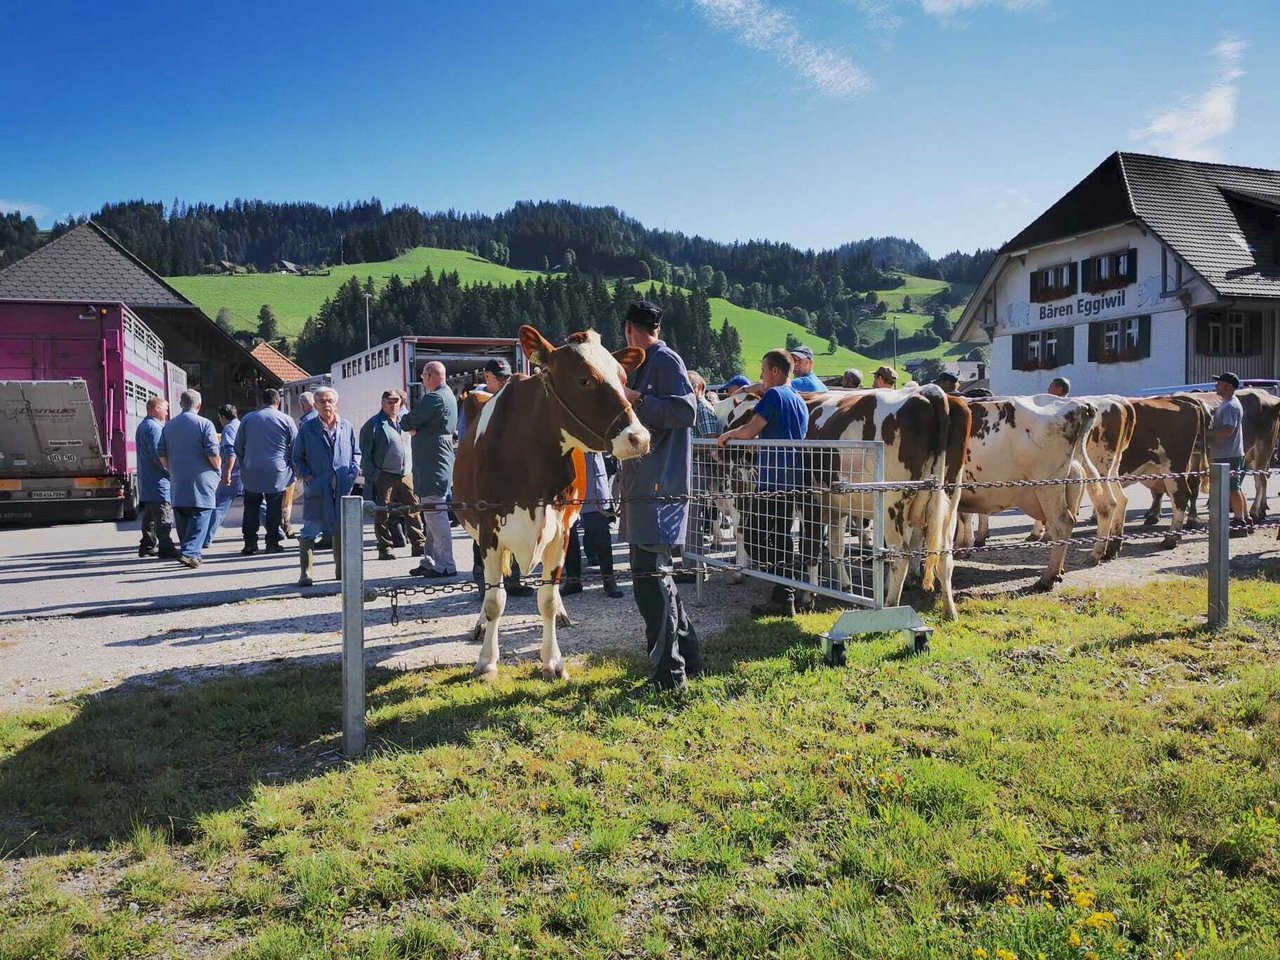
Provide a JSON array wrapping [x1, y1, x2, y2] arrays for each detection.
[[340, 495, 366, 758], [872, 445, 885, 609], [1207, 462, 1229, 629]]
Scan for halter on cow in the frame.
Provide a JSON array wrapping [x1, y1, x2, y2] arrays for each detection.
[[453, 326, 649, 681]]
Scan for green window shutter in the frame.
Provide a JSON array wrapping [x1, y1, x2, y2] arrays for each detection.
[[1087, 322, 1101, 362], [1011, 333, 1027, 371], [1126, 249, 1138, 283], [1057, 326, 1075, 366], [1069, 261, 1079, 295], [1137, 316, 1152, 359], [1030, 272, 1041, 302], [1081, 257, 1093, 292]]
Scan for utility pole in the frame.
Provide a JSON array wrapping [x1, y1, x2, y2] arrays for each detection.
[[892, 314, 899, 373], [362, 292, 372, 351]]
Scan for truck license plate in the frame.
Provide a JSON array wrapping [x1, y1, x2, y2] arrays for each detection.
[[30, 490, 69, 499]]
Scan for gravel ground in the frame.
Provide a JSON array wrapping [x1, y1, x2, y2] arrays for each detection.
[[3, 494, 1279, 711]]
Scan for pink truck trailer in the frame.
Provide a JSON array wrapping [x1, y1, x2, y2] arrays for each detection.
[[0, 300, 182, 525]]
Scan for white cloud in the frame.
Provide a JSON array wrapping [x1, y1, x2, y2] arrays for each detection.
[[853, 0, 905, 35], [920, 0, 1045, 20], [693, 0, 871, 97], [1133, 36, 1246, 161], [0, 198, 50, 220]]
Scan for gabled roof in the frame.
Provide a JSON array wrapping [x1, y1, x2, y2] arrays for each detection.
[[0, 221, 197, 308], [251, 341, 310, 383], [956, 152, 1280, 340]]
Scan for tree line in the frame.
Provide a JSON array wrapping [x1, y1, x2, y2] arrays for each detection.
[[294, 270, 744, 385]]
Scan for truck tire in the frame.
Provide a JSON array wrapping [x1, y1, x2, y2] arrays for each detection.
[[122, 477, 140, 521]]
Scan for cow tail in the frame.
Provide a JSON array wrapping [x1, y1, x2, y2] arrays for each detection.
[[1196, 400, 1212, 495], [920, 386, 951, 592]]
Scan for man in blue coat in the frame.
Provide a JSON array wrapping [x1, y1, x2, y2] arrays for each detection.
[[157, 389, 220, 568], [617, 301, 703, 693], [292, 386, 360, 587], [205, 404, 243, 547], [135, 395, 178, 559], [235, 388, 298, 555]]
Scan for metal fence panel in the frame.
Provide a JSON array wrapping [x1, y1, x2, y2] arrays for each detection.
[[684, 438, 886, 609]]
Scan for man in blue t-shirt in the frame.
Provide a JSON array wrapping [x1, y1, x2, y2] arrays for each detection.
[[788, 344, 828, 393], [717, 348, 809, 616]]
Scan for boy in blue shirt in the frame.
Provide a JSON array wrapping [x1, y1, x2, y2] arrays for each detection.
[[788, 344, 828, 393], [717, 348, 809, 616]]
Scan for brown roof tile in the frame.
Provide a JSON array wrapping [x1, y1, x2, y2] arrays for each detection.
[[251, 341, 310, 382]]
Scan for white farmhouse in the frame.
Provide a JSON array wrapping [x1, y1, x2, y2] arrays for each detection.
[[953, 152, 1280, 394]]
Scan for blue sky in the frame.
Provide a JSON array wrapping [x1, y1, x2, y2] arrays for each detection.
[[2, 0, 1277, 258]]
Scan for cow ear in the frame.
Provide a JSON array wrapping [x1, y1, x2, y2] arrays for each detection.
[[519, 325, 555, 365], [613, 347, 645, 374]]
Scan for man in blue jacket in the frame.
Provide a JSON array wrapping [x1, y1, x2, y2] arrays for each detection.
[[235, 388, 298, 556], [205, 403, 243, 547], [157, 389, 220, 568], [135, 395, 178, 559], [402, 361, 458, 578], [292, 386, 360, 587], [617, 301, 702, 693]]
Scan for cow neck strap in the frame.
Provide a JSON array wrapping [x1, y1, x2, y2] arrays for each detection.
[[541, 372, 631, 451]]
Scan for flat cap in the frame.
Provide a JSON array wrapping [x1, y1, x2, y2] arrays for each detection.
[[626, 300, 663, 329], [789, 344, 814, 361], [935, 371, 959, 384]]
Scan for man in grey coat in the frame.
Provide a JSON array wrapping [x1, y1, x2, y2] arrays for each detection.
[[617, 301, 703, 693], [402, 360, 458, 577]]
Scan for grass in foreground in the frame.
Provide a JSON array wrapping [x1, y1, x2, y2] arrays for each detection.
[[1, 577, 1278, 958]]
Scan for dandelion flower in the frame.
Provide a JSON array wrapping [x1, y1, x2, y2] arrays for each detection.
[[568, 892, 578, 903], [995, 949, 1018, 960], [973, 949, 988, 959], [1067, 930, 1082, 948], [1084, 911, 1116, 929]]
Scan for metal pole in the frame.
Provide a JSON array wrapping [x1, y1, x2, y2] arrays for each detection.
[[340, 495, 366, 757], [1207, 462, 1229, 629], [872, 445, 885, 608], [362, 293, 372, 351]]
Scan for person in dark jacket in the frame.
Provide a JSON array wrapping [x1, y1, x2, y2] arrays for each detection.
[[135, 395, 178, 559], [292, 386, 360, 587], [562, 452, 624, 599], [402, 361, 459, 578], [360, 389, 425, 561], [617, 301, 702, 693]]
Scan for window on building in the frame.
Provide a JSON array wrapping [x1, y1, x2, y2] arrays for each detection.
[[1012, 326, 1074, 371], [1161, 248, 1185, 294], [1087, 315, 1151, 364], [182, 362, 204, 389], [1082, 249, 1137, 294], [1029, 262, 1077, 303], [1196, 311, 1256, 356]]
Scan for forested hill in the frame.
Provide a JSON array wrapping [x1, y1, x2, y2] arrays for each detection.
[[8, 199, 995, 306]]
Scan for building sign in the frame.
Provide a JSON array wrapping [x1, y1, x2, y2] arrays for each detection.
[[996, 275, 1164, 336]]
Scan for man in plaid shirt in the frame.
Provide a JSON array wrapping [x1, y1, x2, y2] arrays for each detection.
[[688, 371, 721, 438]]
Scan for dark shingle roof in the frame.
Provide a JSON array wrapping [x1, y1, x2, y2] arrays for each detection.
[[999, 152, 1280, 300], [0, 221, 196, 308]]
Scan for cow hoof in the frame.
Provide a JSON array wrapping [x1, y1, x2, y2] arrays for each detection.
[[1103, 546, 1122, 562], [556, 611, 573, 628], [729, 573, 745, 585], [1086, 553, 1103, 568], [1034, 578, 1056, 593], [1142, 514, 1159, 527], [1161, 536, 1180, 550], [541, 660, 569, 681], [473, 663, 498, 682]]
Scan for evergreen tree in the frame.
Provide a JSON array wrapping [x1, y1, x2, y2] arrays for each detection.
[[257, 304, 278, 343], [215, 307, 235, 333]]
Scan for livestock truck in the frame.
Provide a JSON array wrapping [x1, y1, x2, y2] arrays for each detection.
[[0, 301, 185, 525]]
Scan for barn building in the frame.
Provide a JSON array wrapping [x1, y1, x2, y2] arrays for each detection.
[[952, 152, 1280, 394], [0, 221, 281, 411]]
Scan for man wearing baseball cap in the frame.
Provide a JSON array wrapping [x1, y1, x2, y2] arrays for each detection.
[[1209, 371, 1251, 535], [934, 371, 959, 394], [715, 374, 751, 396], [618, 300, 703, 694], [873, 366, 898, 389], [788, 344, 828, 393], [359, 389, 425, 561]]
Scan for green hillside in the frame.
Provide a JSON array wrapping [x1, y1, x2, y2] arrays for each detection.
[[166, 248, 556, 336]]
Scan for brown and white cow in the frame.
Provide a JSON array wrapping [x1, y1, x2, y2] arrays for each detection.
[[453, 326, 649, 681], [1121, 395, 1209, 546], [955, 396, 1100, 589], [710, 386, 967, 618], [1161, 388, 1280, 522]]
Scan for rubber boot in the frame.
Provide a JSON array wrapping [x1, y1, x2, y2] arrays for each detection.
[[298, 538, 315, 587], [333, 527, 342, 581]]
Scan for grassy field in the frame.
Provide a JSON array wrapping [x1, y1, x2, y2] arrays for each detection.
[[3, 578, 1278, 959], [166, 249, 557, 337]]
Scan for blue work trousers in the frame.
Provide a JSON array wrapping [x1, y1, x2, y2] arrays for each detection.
[[174, 507, 213, 561]]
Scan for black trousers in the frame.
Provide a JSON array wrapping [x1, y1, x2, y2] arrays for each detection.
[[242, 490, 283, 548], [630, 544, 702, 687], [139, 500, 177, 556], [564, 513, 616, 583], [743, 496, 797, 603]]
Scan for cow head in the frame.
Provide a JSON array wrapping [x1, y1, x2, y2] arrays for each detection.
[[520, 325, 651, 460]]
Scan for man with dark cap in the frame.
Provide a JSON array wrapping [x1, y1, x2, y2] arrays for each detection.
[[788, 344, 828, 393], [934, 371, 959, 394], [360, 389, 425, 561], [617, 300, 703, 694], [1209, 372, 1250, 534]]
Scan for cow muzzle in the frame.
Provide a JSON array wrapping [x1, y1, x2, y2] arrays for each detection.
[[612, 423, 651, 459]]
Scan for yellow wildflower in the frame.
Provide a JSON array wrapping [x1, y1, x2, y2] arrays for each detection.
[[567, 892, 578, 903], [1216, 724, 1227, 735], [1004, 894, 1022, 906], [1072, 890, 1096, 909], [995, 950, 1018, 960], [571, 840, 581, 850], [1085, 953, 1098, 960], [1084, 911, 1116, 929], [973, 949, 988, 959], [1067, 930, 1082, 948], [1173, 952, 1184, 960]]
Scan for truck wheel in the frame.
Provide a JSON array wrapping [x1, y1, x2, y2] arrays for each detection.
[[122, 478, 140, 521]]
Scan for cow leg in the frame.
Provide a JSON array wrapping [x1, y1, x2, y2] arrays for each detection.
[[1082, 466, 1115, 566], [1029, 520, 1045, 542], [883, 513, 910, 607], [954, 513, 973, 550], [1250, 461, 1268, 521], [538, 537, 570, 681], [975, 513, 990, 549], [472, 547, 507, 680], [827, 513, 850, 590], [1034, 485, 1075, 590], [1102, 479, 1128, 560], [1163, 477, 1191, 548], [1144, 486, 1163, 526]]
